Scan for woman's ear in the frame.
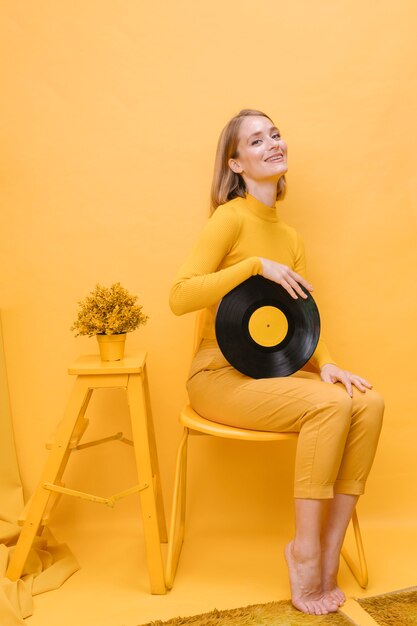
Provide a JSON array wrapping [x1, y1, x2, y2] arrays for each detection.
[[228, 158, 243, 174]]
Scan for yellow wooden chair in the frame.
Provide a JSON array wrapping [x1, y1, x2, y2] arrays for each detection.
[[165, 311, 368, 591]]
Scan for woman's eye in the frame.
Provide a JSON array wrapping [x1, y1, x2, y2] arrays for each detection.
[[251, 139, 262, 146], [272, 133, 281, 140]]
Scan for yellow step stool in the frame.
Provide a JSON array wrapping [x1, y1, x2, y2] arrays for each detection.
[[6, 352, 167, 594]]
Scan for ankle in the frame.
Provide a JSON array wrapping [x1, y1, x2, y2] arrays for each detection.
[[293, 539, 321, 563]]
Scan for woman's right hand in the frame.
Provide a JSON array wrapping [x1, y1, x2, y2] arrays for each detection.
[[259, 257, 313, 299]]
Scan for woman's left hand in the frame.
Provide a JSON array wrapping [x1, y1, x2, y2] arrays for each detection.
[[320, 364, 373, 397]]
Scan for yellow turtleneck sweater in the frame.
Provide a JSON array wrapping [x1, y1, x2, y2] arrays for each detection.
[[169, 194, 334, 371]]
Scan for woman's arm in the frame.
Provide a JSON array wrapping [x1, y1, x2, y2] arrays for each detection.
[[169, 206, 262, 315]]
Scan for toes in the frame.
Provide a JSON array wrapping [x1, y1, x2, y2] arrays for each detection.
[[312, 601, 328, 615], [292, 599, 306, 614], [292, 600, 315, 615], [294, 598, 331, 615], [327, 593, 340, 604], [323, 588, 345, 608], [304, 602, 318, 615], [322, 598, 339, 613]]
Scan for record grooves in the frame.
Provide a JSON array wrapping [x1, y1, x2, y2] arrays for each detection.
[[215, 275, 320, 378]]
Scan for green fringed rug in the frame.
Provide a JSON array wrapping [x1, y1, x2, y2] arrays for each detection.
[[357, 587, 417, 626], [138, 599, 355, 626], [139, 587, 417, 626]]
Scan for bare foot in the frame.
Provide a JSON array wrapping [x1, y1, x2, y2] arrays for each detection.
[[321, 547, 345, 606], [284, 541, 339, 615], [323, 586, 345, 607]]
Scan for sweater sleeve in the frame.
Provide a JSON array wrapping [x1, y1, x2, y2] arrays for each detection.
[[169, 206, 263, 315], [293, 233, 336, 370]]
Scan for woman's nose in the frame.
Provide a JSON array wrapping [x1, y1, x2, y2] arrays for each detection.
[[267, 136, 279, 148]]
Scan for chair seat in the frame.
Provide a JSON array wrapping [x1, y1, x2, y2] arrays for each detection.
[[180, 404, 298, 442]]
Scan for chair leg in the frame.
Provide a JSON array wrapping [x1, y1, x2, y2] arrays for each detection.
[[142, 364, 168, 543], [341, 508, 368, 588], [165, 427, 189, 590]]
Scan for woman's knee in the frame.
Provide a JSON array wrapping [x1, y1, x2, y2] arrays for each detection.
[[355, 388, 385, 416], [353, 388, 385, 436], [367, 388, 385, 412], [303, 386, 353, 434], [320, 384, 353, 416]]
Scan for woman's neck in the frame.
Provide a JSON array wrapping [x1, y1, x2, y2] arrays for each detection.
[[244, 179, 278, 208]]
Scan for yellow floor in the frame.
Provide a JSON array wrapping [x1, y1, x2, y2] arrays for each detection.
[[25, 503, 417, 626]]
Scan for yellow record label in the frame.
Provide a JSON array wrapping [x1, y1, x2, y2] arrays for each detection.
[[248, 306, 288, 347]]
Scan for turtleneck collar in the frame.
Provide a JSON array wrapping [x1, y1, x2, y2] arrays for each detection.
[[243, 193, 281, 222]]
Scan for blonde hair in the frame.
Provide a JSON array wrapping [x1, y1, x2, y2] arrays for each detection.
[[210, 109, 287, 212]]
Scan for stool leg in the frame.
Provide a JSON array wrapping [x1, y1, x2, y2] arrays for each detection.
[[7, 379, 92, 581], [142, 364, 168, 543], [127, 373, 166, 594]]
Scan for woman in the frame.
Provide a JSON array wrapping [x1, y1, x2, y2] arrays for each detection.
[[169, 109, 384, 615]]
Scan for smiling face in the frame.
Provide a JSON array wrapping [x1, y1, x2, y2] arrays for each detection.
[[228, 115, 288, 186]]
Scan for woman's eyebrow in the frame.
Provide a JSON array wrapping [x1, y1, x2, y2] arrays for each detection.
[[247, 126, 280, 142], [247, 131, 263, 142]]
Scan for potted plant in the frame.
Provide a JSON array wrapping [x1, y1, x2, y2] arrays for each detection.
[[71, 283, 148, 361]]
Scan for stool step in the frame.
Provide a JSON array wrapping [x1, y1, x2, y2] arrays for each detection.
[[46, 416, 90, 450], [46, 430, 134, 451], [75, 431, 124, 450], [43, 482, 149, 508]]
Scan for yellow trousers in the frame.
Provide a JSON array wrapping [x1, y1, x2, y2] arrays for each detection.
[[187, 352, 384, 499]]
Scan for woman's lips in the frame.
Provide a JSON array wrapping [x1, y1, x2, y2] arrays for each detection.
[[265, 153, 284, 162]]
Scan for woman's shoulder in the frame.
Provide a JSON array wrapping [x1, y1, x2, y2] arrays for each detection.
[[280, 220, 304, 249], [279, 219, 299, 236], [212, 196, 244, 214], [209, 197, 245, 225], [198, 198, 244, 243]]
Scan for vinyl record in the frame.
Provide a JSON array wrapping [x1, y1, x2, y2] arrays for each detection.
[[215, 275, 320, 378]]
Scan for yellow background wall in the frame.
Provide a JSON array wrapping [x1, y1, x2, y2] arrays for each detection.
[[1, 0, 416, 540]]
